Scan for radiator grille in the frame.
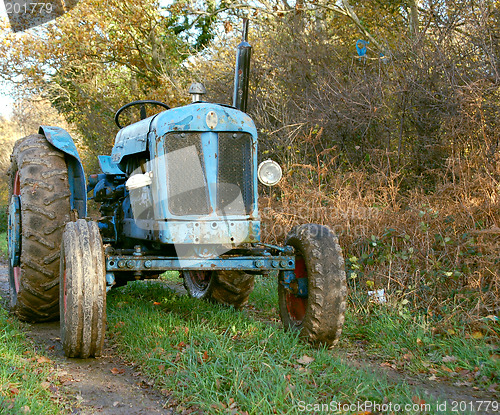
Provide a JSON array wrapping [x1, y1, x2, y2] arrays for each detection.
[[217, 133, 253, 215], [164, 132, 210, 216], [163, 132, 253, 216]]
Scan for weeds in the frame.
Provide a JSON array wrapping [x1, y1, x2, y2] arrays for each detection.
[[261, 155, 499, 326], [0, 232, 6, 260], [343, 293, 500, 393]]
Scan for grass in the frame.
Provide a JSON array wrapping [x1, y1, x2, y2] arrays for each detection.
[[0, 233, 66, 414], [0, 304, 65, 414], [343, 293, 500, 391], [106, 277, 480, 415], [0, 232, 6, 259], [0, 236, 496, 413]]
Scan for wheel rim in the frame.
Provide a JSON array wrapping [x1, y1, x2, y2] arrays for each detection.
[[285, 256, 308, 325], [63, 267, 68, 315], [187, 271, 212, 292], [8, 171, 22, 295]]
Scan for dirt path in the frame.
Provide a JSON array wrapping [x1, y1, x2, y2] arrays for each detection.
[[343, 354, 498, 414], [0, 265, 177, 415]]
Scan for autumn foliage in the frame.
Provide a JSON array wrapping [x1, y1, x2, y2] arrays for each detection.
[[0, 0, 498, 321]]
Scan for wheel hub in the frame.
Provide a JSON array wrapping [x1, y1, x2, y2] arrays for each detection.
[[8, 194, 21, 268], [191, 271, 211, 290], [284, 256, 308, 324]]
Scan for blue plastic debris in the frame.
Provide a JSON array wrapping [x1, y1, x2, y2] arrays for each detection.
[[356, 39, 369, 57]]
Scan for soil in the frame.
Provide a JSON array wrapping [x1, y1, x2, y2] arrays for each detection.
[[0, 264, 179, 415], [343, 354, 498, 414], [0, 263, 497, 414]]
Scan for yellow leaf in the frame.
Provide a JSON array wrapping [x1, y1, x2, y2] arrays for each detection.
[[471, 331, 483, 339]]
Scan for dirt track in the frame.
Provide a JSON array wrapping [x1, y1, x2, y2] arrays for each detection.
[[0, 265, 176, 415]]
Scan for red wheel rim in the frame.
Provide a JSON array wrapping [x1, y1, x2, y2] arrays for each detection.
[[13, 171, 21, 294], [190, 271, 211, 290], [285, 256, 308, 324]]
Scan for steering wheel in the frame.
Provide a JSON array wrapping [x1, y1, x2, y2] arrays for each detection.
[[114, 100, 170, 129]]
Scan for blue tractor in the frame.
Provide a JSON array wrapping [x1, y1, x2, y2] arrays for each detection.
[[8, 20, 346, 358]]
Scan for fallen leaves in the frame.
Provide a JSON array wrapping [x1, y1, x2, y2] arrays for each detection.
[[36, 356, 53, 364], [196, 350, 210, 364], [174, 341, 187, 351], [412, 396, 427, 409], [380, 362, 397, 369], [9, 385, 20, 395], [110, 367, 125, 375]]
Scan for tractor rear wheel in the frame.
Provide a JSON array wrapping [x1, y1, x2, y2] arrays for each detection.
[[60, 220, 106, 358], [183, 270, 254, 309], [8, 134, 72, 322], [278, 224, 347, 346]]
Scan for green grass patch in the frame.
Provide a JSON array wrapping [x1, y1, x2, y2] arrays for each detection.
[[0, 232, 7, 259], [0, 303, 64, 414], [343, 293, 500, 391], [107, 279, 465, 414], [160, 271, 180, 283]]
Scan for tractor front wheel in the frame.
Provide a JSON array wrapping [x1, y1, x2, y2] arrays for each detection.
[[60, 220, 106, 358], [183, 270, 254, 309], [278, 224, 347, 346]]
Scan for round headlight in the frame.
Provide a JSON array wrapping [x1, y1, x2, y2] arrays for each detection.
[[258, 159, 282, 186]]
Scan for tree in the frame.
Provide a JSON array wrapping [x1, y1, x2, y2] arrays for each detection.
[[0, 0, 217, 161]]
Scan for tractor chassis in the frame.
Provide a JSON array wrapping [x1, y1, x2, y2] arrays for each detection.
[[104, 245, 303, 296]]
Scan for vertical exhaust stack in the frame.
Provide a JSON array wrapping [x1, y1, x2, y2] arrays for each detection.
[[232, 18, 252, 112]]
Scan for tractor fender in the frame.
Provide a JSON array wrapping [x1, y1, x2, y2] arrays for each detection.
[[38, 126, 87, 219]]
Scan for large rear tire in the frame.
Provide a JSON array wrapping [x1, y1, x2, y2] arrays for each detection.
[[183, 270, 254, 309], [60, 220, 106, 358], [8, 134, 72, 322], [278, 224, 347, 346]]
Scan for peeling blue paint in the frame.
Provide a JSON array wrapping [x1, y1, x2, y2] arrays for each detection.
[[38, 126, 87, 219]]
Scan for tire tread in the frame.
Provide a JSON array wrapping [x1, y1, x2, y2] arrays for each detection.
[[278, 224, 347, 346], [9, 134, 71, 322]]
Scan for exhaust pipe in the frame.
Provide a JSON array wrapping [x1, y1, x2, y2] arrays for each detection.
[[232, 18, 252, 112]]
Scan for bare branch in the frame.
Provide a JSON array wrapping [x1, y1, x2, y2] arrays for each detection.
[[341, 0, 386, 53]]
